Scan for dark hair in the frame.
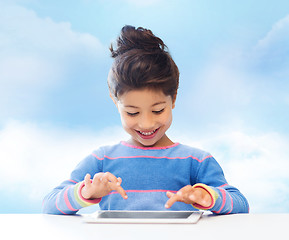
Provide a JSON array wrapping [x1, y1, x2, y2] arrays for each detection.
[[108, 25, 179, 101]]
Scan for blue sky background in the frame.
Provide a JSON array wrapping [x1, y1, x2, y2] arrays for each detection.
[[0, 0, 289, 213]]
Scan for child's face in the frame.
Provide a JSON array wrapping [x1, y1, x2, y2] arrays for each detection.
[[115, 88, 175, 148]]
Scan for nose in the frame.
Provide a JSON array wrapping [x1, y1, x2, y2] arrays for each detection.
[[138, 112, 154, 130]]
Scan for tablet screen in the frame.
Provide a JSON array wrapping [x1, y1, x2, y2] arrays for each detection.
[[83, 211, 203, 224], [98, 211, 195, 219]]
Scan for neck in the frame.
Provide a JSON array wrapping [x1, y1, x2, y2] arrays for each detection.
[[128, 134, 174, 148]]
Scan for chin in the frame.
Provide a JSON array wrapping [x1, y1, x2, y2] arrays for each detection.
[[132, 136, 159, 148], [138, 140, 158, 147]]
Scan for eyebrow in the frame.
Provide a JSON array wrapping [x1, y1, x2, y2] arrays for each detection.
[[124, 101, 166, 108]]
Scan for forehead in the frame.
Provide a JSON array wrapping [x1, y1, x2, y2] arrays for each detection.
[[118, 88, 171, 107]]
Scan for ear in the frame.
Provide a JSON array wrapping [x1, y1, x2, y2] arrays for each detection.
[[110, 92, 120, 112], [172, 92, 177, 109], [110, 92, 117, 105]]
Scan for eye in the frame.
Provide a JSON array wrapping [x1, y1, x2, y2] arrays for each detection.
[[153, 108, 165, 114], [126, 112, 139, 116]]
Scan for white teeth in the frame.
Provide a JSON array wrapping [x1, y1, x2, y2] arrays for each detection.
[[139, 129, 157, 136]]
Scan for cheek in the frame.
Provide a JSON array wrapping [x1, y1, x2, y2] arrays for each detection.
[[161, 111, 173, 125], [120, 114, 135, 129]]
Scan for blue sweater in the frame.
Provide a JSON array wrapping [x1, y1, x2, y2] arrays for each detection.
[[42, 142, 249, 214]]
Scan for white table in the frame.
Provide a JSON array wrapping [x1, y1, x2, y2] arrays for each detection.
[[1, 213, 287, 240]]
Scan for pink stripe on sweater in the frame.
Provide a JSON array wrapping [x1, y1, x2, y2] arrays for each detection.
[[55, 193, 68, 215], [91, 153, 211, 163], [226, 193, 233, 214], [121, 141, 180, 150], [215, 188, 226, 214], [64, 187, 78, 212], [91, 153, 104, 160], [218, 183, 228, 188], [68, 179, 78, 184]]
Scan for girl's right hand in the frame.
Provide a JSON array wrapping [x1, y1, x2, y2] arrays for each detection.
[[81, 172, 128, 200]]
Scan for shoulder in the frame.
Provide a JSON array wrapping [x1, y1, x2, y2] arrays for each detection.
[[173, 143, 212, 162], [91, 142, 124, 158]]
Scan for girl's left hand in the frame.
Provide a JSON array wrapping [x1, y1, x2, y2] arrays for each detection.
[[165, 185, 212, 209]]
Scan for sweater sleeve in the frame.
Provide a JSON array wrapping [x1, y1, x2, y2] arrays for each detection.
[[42, 150, 103, 215], [194, 155, 249, 214]]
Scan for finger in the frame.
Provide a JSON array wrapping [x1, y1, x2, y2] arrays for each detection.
[[115, 177, 127, 199], [84, 173, 91, 186], [107, 178, 128, 199], [117, 177, 122, 185], [92, 173, 102, 184], [165, 192, 181, 209], [85, 173, 91, 180], [166, 191, 175, 198], [81, 174, 92, 199], [102, 172, 127, 199], [102, 172, 123, 187], [112, 183, 128, 199], [102, 172, 118, 184]]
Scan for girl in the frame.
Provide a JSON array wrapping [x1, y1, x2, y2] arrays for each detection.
[[43, 25, 249, 214]]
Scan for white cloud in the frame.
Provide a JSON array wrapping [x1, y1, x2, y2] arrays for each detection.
[[256, 14, 289, 51], [195, 62, 252, 106], [0, 120, 126, 202], [179, 15, 289, 212], [0, 4, 104, 57], [183, 52, 255, 129], [183, 14, 289, 133], [198, 131, 289, 213], [0, 3, 106, 119], [187, 34, 289, 205], [251, 14, 289, 76]]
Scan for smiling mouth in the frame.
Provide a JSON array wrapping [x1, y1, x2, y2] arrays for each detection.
[[136, 128, 160, 138]]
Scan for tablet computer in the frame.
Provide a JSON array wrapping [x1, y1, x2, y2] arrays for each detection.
[[83, 210, 203, 224]]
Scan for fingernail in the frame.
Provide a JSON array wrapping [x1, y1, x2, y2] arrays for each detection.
[[165, 204, 169, 208]]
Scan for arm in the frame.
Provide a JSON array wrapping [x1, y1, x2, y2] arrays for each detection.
[[196, 155, 249, 214], [42, 151, 128, 215], [166, 155, 249, 214], [42, 179, 101, 215], [42, 154, 102, 215]]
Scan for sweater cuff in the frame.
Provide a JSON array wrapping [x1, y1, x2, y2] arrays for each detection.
[[74, 181, 102, 208], [191, 183, 218, 210]]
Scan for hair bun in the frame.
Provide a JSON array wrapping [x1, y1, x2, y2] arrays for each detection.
[[110, 25, 166, 57]]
